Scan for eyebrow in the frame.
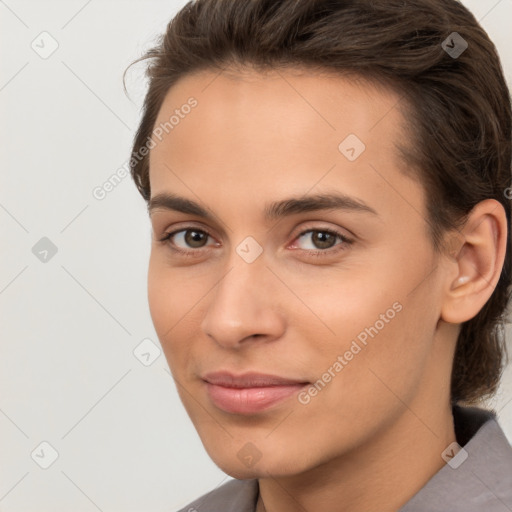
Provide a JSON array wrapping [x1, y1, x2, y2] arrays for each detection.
[[148, 192, 378, 221]]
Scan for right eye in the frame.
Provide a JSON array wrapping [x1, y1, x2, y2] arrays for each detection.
[[158, 227, 219, 255]]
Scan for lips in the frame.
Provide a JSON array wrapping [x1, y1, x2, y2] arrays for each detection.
[[202, 371, 309, 388], [202, 371, 310, 414]]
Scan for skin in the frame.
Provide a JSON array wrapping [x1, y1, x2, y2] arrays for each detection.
[[146, 66, 507, 512]]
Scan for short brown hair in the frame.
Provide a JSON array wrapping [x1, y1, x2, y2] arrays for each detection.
[[125, 0, 512, 405]]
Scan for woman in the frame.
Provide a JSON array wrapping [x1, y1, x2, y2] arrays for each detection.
[[125, 0, 512, 510]]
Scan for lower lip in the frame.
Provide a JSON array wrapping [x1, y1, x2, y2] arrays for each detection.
[[205, 382, 308, 414]]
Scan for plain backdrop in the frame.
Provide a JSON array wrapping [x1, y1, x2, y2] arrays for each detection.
[[1, 0, 511, 511]]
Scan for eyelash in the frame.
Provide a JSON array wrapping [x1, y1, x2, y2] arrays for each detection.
[[158, 226, 353, 258]]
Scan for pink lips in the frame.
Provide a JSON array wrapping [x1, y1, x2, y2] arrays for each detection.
[[202, 371, 309, 414]]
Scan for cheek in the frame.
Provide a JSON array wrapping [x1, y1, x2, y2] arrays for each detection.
[[147, 254, 195, 334], [147, 259, 170, 335], [147, 256, 192, 360], [281, 264, 401, 352], [333, 285, 438, 411], [147, 255, 209, 373], [305, 302, 433, 440], [296, 251, 438, 388]]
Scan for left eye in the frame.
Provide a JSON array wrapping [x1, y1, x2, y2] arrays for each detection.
[[293, 229, 351, 251]]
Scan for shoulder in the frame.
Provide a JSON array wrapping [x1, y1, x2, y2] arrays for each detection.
[[175, 478, 259, 512]]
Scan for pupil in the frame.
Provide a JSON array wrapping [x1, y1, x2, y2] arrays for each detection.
[[314, 231, 335, 249], [186, 230, 206, 247]]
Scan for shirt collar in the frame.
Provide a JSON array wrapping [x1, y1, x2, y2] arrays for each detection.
[[399, 404, 512, 511]]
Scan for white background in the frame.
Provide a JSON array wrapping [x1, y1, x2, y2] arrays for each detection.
[[1, 1, 511, 510]]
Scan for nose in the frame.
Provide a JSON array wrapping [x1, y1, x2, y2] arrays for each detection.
[[200, 257, 286, 349]]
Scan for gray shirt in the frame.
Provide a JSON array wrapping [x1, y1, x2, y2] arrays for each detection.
[[176, 405, 512, 511]]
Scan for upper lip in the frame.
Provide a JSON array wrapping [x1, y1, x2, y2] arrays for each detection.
[[202, 371, 309, 388]]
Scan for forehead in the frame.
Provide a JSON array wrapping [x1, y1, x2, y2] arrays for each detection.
[[148, 66, 420, 218]]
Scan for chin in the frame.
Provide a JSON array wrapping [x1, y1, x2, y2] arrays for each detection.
[[206, 444, 314, 480]]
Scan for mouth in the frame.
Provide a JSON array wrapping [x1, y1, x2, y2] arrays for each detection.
[[202, 371, 310, 414]]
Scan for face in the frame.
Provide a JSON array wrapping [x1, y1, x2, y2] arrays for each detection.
[[147, 66, 452, 478]]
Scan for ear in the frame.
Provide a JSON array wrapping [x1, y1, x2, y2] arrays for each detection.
[[440, 199, 508, 324]]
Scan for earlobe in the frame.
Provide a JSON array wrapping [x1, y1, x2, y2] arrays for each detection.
[[440, 199, 508, 324]]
